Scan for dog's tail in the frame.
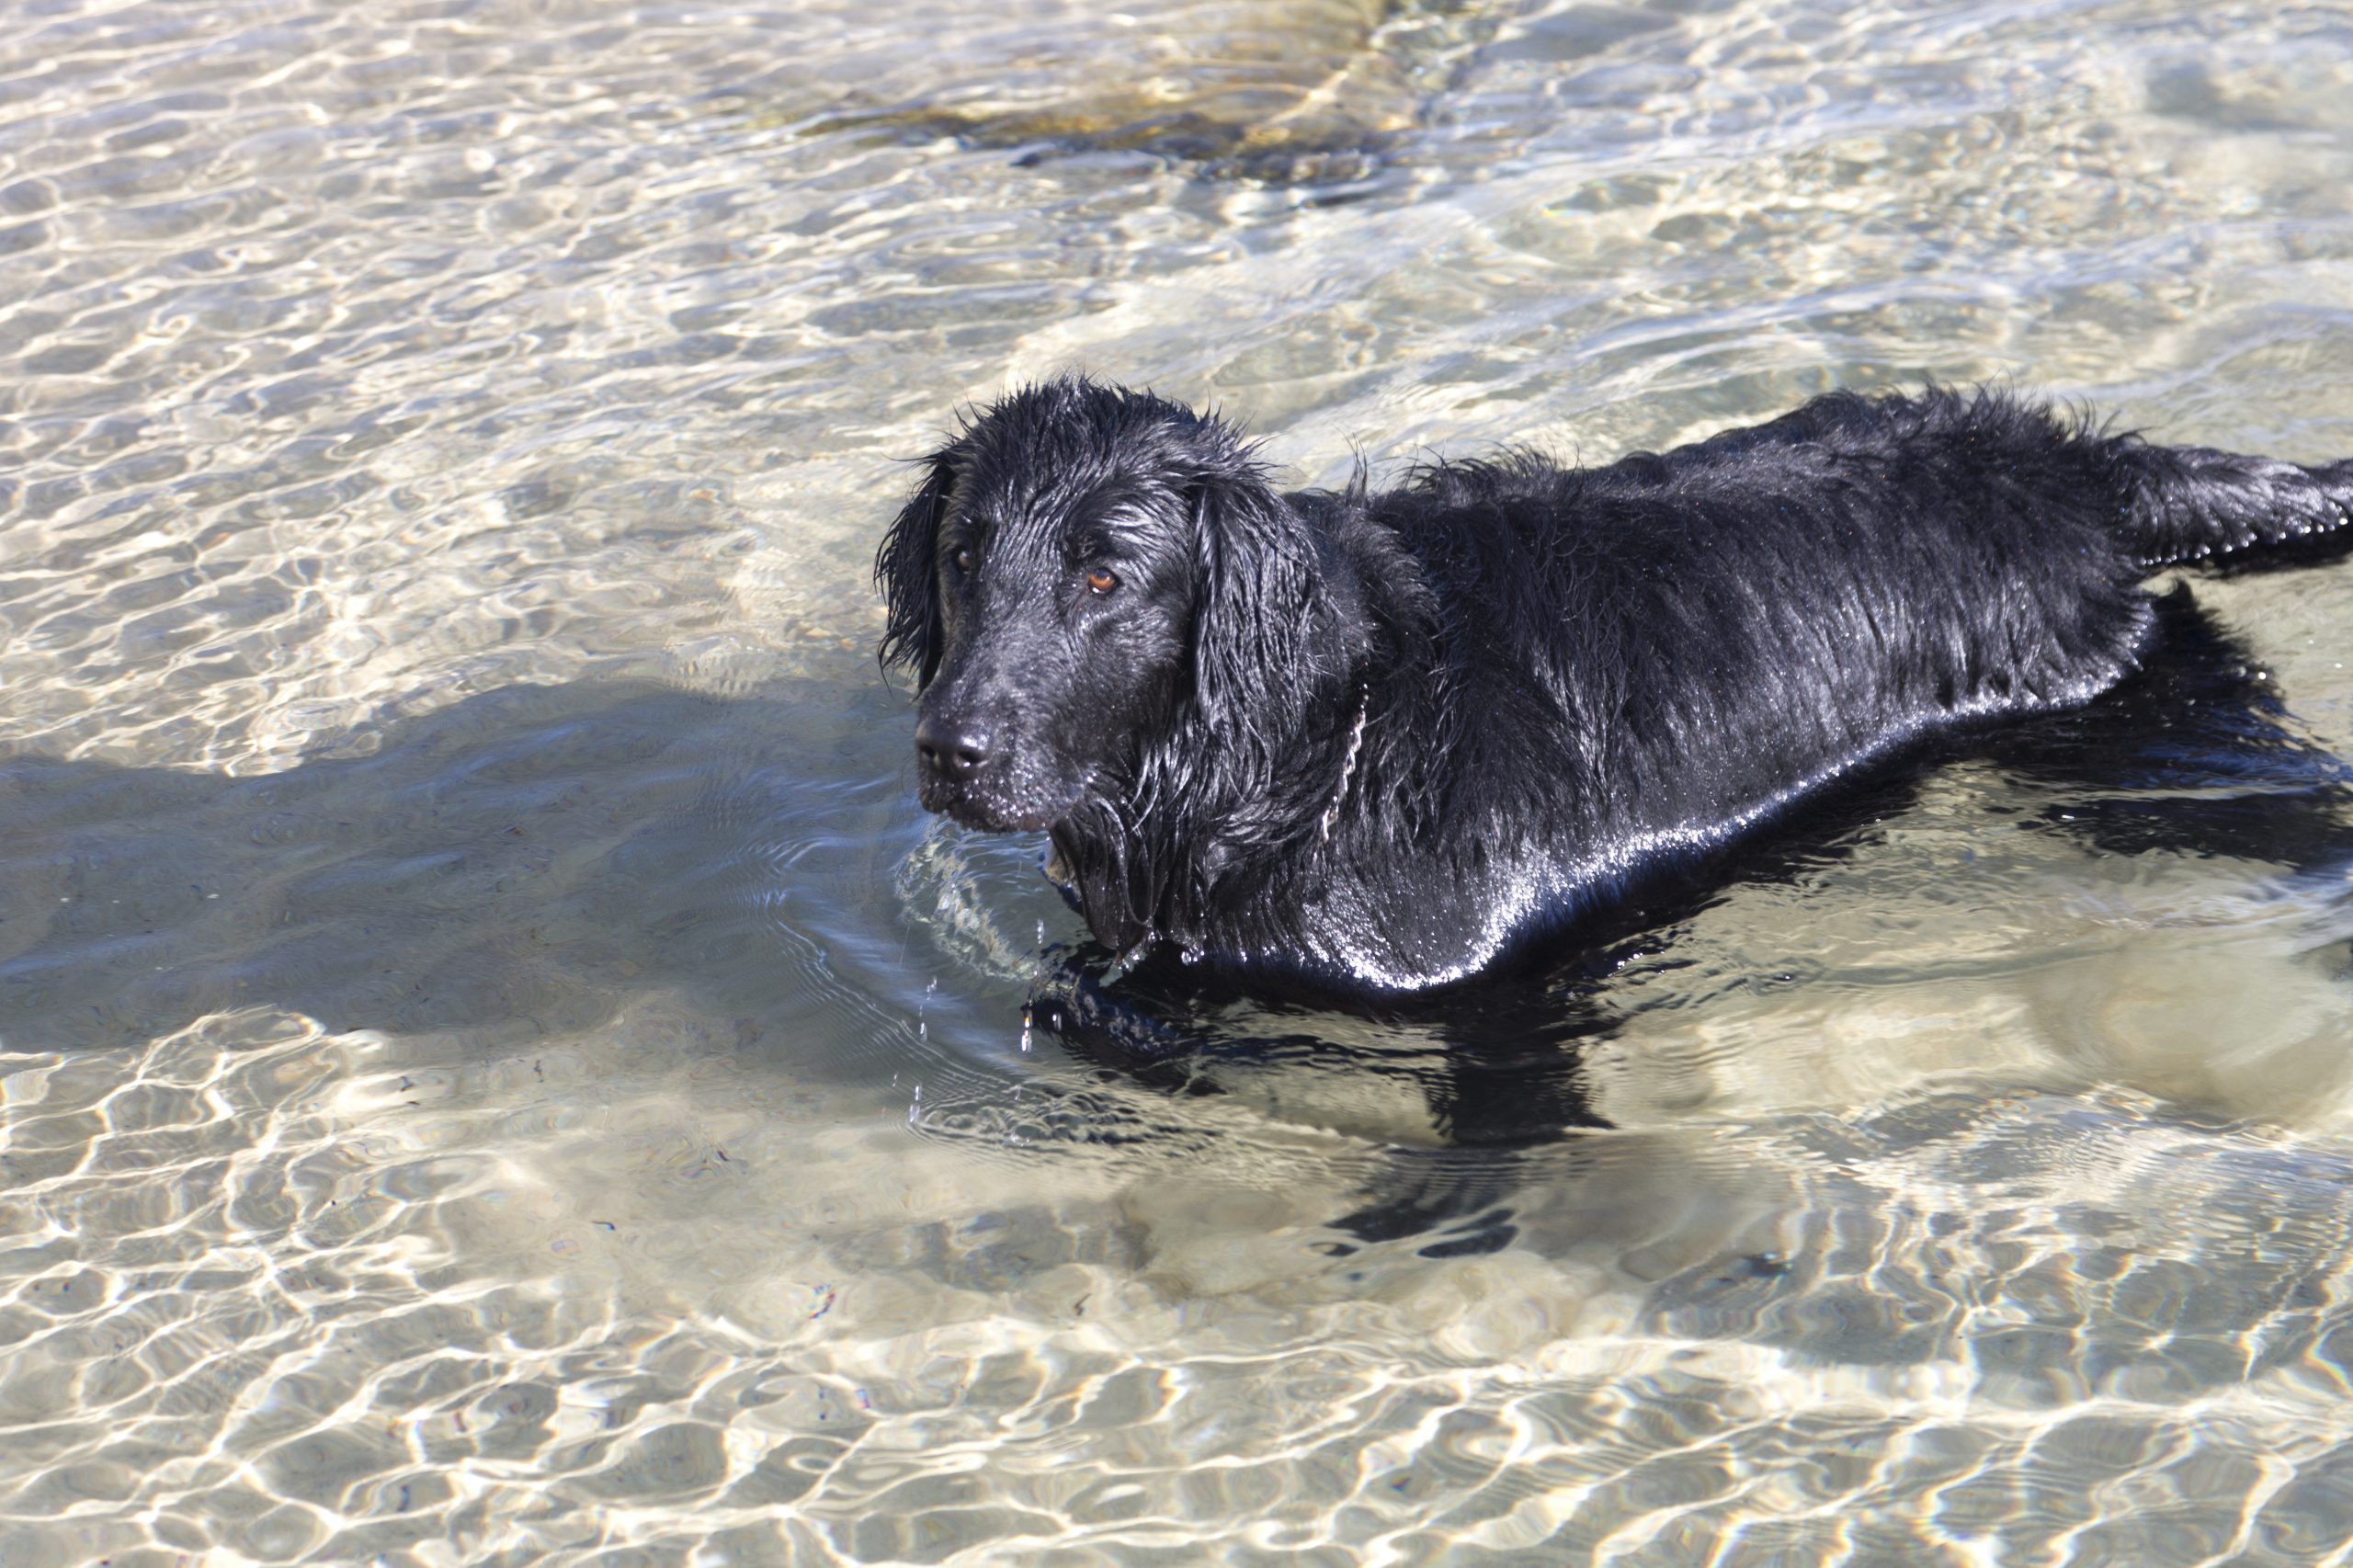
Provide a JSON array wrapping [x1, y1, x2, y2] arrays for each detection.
[[2110, 438, 2353, 570]]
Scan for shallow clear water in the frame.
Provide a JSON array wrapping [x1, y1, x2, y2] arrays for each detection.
[[5, 0, 2353, 1561]]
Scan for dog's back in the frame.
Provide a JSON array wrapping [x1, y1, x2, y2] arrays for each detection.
[[1287, 387, 2353, 985]]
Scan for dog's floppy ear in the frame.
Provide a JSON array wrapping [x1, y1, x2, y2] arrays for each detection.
[[875, 446, 961, 687], [1187, 455, 1321, 754]]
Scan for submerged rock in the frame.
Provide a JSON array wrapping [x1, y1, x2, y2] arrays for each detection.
[[770, 0, 1487, 184]]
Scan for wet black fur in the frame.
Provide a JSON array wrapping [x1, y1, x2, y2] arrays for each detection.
[[878, 376, 2353, 994]]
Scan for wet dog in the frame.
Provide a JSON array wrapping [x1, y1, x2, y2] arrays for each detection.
[[877, 376, 2353, 994]]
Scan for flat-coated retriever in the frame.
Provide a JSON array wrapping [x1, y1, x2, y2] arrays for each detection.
[[877, 376, 2353, 994]]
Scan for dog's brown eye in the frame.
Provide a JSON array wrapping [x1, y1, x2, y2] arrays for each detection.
[[1086, 566, 1120, 596], [953, 543, 974, 574]]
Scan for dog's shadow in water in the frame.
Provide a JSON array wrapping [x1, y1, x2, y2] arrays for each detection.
[[1031, 586, 2353, 1256], [0, 676, 932, 1079]]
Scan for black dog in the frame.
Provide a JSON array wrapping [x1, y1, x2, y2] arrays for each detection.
[[877, 376, 2353, 994]]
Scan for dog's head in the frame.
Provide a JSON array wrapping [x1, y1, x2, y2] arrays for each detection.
[[876, 376, 1323, 837]]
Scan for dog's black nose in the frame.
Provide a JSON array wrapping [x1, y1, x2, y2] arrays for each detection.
[[915, 715, 992, 778]]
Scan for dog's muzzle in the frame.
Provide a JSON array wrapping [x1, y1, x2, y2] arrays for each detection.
[[915, 711, 994, 785], [913, 729, 1082, 834]]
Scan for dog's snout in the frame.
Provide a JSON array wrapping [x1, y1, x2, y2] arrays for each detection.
[[915, 713, 994, 779]]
